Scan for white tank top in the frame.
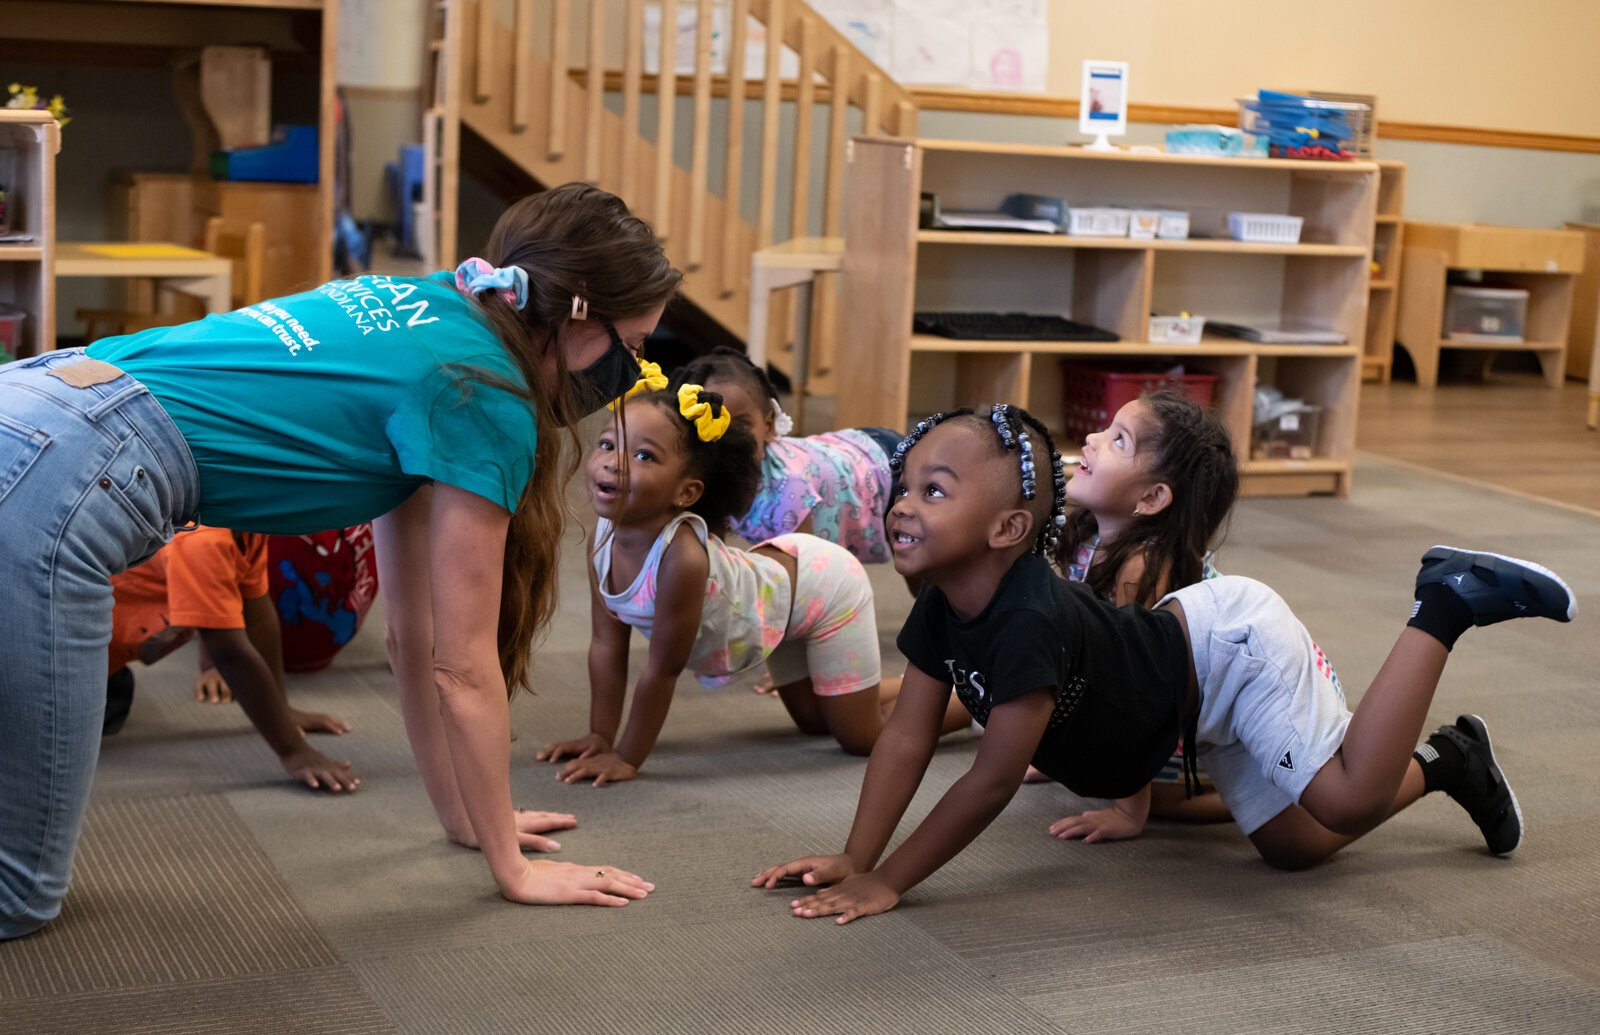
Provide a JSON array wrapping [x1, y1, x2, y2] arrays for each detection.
[[593, 512, 792, 685]]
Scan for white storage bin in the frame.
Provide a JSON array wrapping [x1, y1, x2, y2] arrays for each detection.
[[1067, 207, 1131, 237], [1149, 313, 1205, 344], [1227, 212, 1303, 244], [1443, 286, 1528, 343], [1129, 210, 1161, 240], [1157, 210, 1190, 239]]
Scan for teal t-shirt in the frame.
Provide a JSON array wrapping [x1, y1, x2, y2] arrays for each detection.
[[89, 271, 538, 534]]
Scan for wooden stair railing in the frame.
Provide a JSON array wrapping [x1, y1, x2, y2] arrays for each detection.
[[428, 0, 916, 387]]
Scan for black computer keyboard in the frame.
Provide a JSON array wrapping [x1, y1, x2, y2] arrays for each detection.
[[913, 311, 1119, 342]]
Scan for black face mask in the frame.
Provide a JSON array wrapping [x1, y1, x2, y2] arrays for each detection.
[[566, 319, 639, 420]]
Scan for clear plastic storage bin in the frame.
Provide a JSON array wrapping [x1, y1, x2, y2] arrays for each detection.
[[1443, 286, 1528, 343]]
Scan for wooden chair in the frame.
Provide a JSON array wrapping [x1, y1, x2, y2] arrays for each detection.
[[77, 218, 264, 341], [202, 217, 266, 310]]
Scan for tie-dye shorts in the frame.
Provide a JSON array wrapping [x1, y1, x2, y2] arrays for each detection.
[[758, 533, 881, 696]]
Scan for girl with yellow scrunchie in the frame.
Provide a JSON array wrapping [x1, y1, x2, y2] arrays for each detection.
[[537, 376, 889, 785]]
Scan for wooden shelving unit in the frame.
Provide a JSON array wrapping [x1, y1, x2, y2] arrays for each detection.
[[1, 0, 337, 299], [837, 137, 1378, 497], [0, 110, 60, 359], [1396, 221, 1584, 388], [1363, 160, 1406, 382]]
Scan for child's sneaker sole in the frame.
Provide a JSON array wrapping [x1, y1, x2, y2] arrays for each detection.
[[1437, 714, 1523, 857], [1419, 546, 1577, 625]]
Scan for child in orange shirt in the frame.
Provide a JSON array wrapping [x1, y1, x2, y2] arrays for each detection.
[[107, 526, 360, 792]]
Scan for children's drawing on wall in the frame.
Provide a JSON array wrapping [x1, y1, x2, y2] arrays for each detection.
[[640, 0, 1046, 91]]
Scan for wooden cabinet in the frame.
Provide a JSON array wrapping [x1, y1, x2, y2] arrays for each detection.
[[1562, 220, 1600, 382], [0, 110, 59, 359], [1363, 160, 1405, 382], [837, 138, 1378, 497], [1396, 221, 1583, 388]]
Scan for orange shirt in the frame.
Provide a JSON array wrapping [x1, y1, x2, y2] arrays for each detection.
[[108, 527, 269, 673]]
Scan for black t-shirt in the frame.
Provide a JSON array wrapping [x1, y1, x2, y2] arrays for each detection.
[[897, 553, 1191, 799]]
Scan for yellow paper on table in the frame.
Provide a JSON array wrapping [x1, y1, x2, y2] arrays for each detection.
[[82, 244, 207, 259]]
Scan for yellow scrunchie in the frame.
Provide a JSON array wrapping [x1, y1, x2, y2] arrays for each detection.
[[677, 382, 730, 442], [607, 359, 669, 411]]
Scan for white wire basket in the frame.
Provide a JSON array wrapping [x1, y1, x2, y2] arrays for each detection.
[[1227, 212, 1304, 244]]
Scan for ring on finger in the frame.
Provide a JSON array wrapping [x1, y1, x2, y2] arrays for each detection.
[[596, 869, 605, 878]]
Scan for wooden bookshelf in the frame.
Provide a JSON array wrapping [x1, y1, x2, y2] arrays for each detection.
[[0, 110, 60, 359], [1362, 160, 1405, 382], [837, 137, 1378, 497]]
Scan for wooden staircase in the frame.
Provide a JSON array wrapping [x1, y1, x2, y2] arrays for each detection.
[[426, 0, 916, 381]]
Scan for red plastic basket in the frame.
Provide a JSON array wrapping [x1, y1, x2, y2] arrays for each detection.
[[1058, 364, 1218, 444]]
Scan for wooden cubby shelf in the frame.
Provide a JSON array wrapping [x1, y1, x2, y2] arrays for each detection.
[[838, 137, 1378, 498]]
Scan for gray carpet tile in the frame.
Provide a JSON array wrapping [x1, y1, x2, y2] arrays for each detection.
[[354, 915, 1069, 1035], [0, 794, 336, 1001], [1025, 934, 1600, 1035], [4, 966, 397, 1035]]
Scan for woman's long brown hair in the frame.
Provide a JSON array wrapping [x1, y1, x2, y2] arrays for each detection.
[[467, 184, 681, 696]]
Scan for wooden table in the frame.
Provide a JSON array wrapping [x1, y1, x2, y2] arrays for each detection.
[[55, 242, 232, 316]]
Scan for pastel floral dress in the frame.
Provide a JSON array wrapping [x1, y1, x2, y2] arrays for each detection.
[[733, 430, 891, 564]]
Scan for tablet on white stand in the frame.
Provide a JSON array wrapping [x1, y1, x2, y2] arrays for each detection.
[[1080, 60, 1128, 151]]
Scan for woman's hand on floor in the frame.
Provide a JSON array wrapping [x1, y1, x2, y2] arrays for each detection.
[[449, 809, 579, 853], [497, 858, 654, 907]]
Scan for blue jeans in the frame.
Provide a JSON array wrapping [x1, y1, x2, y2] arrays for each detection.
[[0, 348, 198, 939]]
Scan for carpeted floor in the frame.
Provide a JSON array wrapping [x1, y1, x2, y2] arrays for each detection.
[[4, 454, 1598, 1034]]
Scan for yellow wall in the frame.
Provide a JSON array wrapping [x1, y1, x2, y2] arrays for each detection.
[[1049, 0, 1600, 135]]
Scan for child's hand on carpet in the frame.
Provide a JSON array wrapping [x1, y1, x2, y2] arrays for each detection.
[[290, 708, 352, 735], [536, 732, 611, 763], [194, 667, 232, 703], [1048, 804, 1145, 843], [751, 853, 857, 890], [787, 872, 899, 925], [556, 751, 638, 787], [279, 743, 359, 792]]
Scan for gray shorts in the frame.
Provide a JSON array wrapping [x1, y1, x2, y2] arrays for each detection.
[[1161, 576, 1351, 835]]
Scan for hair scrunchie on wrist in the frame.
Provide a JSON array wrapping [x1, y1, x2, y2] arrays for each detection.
[[677, 383, 730, 442], [455, 257, 530, 311], [608, 359, 669, 411]]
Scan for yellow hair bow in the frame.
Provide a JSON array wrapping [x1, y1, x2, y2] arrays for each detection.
[[677, 382, 730, 442], [608, 359, 669, 410]]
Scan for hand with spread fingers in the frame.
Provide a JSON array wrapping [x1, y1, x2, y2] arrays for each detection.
[[450, 809, 579, 853], [497, 858, 655, 907], [787, 872, 900, 925], [279, 743, 360, 792], [750, 853, 857, 891], [1048, 803, 1146, 844], [536, 732, 611, 764], [556, 751, 638, 787]]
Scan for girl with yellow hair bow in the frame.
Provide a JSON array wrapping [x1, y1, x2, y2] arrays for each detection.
[[538, 383, 892, 786]]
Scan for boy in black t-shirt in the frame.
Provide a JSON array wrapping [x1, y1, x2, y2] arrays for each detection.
[[753, 405, 1575, 924]]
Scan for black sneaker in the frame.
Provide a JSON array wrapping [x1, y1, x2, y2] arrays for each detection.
[[104, 667, 136, 737], [1435, 714, 1522, 857], [1418, 546, 1577, 625]]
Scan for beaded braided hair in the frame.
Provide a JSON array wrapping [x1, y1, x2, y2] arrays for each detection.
[[887, 404, 1069, 557]]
